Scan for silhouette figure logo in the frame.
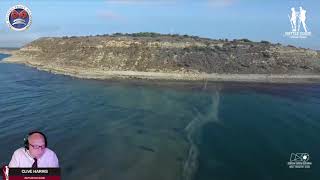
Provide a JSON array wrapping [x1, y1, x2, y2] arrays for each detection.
[[285, 6, 311, 38]]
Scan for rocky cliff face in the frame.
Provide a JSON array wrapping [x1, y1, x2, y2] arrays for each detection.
[[12, 34, 320, 74]]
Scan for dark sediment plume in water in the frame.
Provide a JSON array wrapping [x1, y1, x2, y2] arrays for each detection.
[[182, 88, 221, 180]]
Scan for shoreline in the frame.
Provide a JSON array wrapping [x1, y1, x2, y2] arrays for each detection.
[[2, 56, 320, 84], [0, 48, 18, 55]]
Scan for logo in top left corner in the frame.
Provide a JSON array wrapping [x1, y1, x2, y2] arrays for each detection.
[[6, 5, 32, 31]]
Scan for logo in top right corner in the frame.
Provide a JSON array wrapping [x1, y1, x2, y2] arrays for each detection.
[[284, 7, 311, 39]]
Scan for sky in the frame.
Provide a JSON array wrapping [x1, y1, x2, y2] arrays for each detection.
[[0, 0, 319, 49]]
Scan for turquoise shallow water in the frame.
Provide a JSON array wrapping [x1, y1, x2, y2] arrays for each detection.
[[0, 54, 319, 180]]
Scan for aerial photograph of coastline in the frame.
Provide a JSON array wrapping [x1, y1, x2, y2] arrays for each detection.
[[0, 0, 319, 180]]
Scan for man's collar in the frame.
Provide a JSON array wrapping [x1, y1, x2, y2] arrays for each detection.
[[24, 148, 47, 160]]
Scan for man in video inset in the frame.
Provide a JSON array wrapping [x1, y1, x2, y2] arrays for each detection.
[[9, 131, 59, 168]]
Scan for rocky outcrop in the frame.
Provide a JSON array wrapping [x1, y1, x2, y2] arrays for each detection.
[[8, 33, 320, 75], [2, 33, 320, 83]]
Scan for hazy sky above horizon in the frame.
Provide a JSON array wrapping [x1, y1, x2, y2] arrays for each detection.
[[0, 0, 319, 49]]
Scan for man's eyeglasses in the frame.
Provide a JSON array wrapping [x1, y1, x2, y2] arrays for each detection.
[[29, 144, 45, 150]]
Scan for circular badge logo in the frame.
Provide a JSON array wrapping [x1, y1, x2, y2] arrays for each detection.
[[6, 5, 32, 31]]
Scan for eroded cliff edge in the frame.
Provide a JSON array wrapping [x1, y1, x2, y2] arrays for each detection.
[[3, 33, 320, 82]]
